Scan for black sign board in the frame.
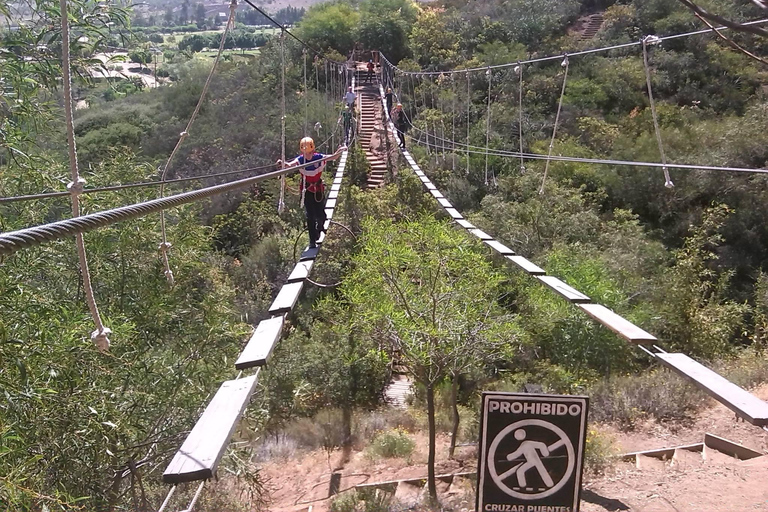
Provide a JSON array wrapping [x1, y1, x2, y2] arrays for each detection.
[[476, 392, 589, 512]]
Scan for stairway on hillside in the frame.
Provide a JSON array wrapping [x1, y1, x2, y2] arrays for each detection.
[[354, 69, 388, 189], [581, 12, 604, 40]]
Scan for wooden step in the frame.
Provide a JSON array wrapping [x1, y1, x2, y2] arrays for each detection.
[[163, 375, 259, 483], [655, 353, 768, 425], [235, 315, 284, 369]]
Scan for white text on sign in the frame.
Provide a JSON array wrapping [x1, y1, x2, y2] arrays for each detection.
[[487, 401, 582, 416], [484, 505, 572, 511]]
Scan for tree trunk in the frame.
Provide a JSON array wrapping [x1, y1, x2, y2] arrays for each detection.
[[426, 383, 438, 501], [448, 374, 460, 459]]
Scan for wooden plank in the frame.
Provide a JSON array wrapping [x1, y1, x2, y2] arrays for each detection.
[[655, 353, 768, 426], [484, 239, 515, 255], [425, 183, 437, 191], [469, 228, 493, 241], [537, 275, 589, 303], [437, 198, 453, 208], [299, 246, 319, 261], [577, 303, 657, 343], [287, 260, 314, 282], [163, 375, 258, 484], [506, 255, 546, 275], [325, 208, 334, 220], [325, 198, 337, 209], [444, 208, 463, 220], [455, 219, 475, 229], [430, 189, 444, 199], [621, 443, 703, 462], [328, 190, 339, 200], [704, 433, 762, 460], [333, 178, 343, 185], [268, 281, 303, 314], [235, 316, 284, 369]]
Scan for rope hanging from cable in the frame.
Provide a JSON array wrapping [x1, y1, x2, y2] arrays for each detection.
[[642, 36, 675, 189], [157, 0, 238, 286], [60, 0, 111, 351], [278, 28, 287, 213], [516, 63, 525, 173], [539, 55, 569, 195]]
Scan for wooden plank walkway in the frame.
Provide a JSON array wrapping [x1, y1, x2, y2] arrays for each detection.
[[164, 86, 354, 485], [235, 316, 284, 369], [163, 375, 259, 484], [378, 82, 768, 428], [655, 353, 768, 426]]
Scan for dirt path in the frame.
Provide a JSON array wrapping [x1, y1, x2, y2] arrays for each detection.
[[253, 385, 768, 512]]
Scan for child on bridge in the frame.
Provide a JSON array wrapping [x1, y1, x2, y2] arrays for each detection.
[[278, 137, 346, 248]]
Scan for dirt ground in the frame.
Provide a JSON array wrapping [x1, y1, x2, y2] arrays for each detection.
[[256, 384, 768, 512]]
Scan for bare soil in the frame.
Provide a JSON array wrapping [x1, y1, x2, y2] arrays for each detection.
[[256, 385, 768, 512]]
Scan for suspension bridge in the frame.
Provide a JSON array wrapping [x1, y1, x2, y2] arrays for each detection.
[[2, 2, 768, 509]]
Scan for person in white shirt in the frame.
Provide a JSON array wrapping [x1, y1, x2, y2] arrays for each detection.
[[343, 87, 357, 110]]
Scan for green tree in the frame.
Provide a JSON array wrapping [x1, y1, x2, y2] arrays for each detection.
[[343, 216, 516, 500], [296, 2, 360, 55], [409, 8, 460, 70], [654, 204, 749, 359]]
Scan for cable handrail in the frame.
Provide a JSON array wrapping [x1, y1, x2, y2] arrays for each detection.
[[0, 152, 345, 257], [400, 115, 768, 175], [380, 18, 768, 76]]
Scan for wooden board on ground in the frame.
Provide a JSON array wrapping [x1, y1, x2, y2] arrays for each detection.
[[438, 198, 453, 208], [655, 353, 768, 426], [537, 275, 589, 303], [163, 375, 259, 483], [577, 303, 657, 343], [235, 316, 284, 369], [268, 281, 303, 314], [430, 189, 444, 199], [455, 219, 475, 229]]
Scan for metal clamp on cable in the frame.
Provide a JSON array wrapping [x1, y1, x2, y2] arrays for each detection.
[[643, 34, 662, 46], [67, 177, 87, 196], [158, 241, 172, 252], [91, 327, 112, 352]]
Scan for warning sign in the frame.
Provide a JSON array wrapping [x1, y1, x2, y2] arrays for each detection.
[[476, 392, 589, 512]]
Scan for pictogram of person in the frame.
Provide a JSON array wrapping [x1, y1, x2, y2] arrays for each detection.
[[505, 429, 554, 488]]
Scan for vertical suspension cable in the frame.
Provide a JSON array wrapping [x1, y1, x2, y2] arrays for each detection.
[[60, 0, 111, 351], [642, 36, 674, 188], [451, 73, 456, 171], [278, 29, 286, 213], [539, 55, 570, 195], [158, 0, 237, 285], [516, 63, 525, 173], [466, 71, 470, 176], [485, 67, 492, 186], [303, 49, 308, 135]]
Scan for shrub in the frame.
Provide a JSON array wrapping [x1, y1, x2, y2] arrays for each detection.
[[331, 488, 392, 512], [583, 427, 616, 475], [368, 428, 415, 459]]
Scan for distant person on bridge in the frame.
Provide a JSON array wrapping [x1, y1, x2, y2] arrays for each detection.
[[343, 86, 357, 110], [338, 105, 356, 145], [366, 59, 375, 83], [384, 87, 394, 118], [278, 137, 346, 248], [391, 103, 407, 149]]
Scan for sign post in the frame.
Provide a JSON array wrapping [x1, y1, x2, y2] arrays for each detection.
[[476, 392, 589, 512]]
